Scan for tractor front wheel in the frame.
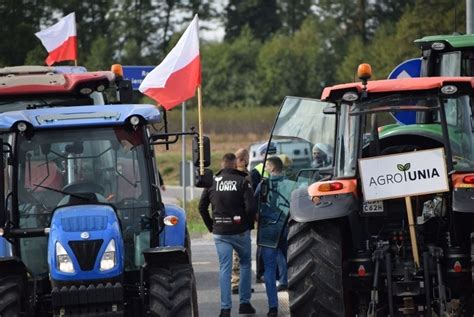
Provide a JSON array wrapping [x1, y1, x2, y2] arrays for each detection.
[[0, 276, 22, 317], [149, 264, 198, 317], [287, 219, 346, 316]]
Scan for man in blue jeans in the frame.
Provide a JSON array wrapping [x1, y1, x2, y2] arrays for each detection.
[[257, 156, 294, 317], [199, 153, 257, 317]]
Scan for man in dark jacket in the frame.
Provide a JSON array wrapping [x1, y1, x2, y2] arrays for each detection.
[[199, 153, 257, 317]]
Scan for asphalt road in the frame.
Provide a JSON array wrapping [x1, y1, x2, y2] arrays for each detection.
[[191, 234, 290, 317], [163, 187, 290, 316], [161, 185, 203, 204]]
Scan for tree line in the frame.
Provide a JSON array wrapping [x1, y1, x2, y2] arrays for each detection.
[[0, 0, 465, 107]]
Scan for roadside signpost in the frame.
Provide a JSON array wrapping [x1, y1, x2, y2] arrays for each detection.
[[122, 66, 155, 90], [387, 58, 422, 125]]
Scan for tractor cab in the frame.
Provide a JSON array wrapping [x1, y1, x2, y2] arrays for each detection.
[[416, 34, 474, 77], [262, 67, 474, 315], [0, 104, 204, 316]]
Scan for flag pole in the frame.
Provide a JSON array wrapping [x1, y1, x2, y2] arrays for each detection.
[[405, 196, 420, 267], [197, 85, 204, 175], [182, 101, 187, 210]]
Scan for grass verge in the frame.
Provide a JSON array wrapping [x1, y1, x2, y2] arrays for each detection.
[[178, 198, 209, 235]]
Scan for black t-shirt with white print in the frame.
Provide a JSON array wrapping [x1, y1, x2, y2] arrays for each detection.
[[198, 168, 256, 235]]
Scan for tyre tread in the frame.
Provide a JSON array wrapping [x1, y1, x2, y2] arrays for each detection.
[[288, 220, 345, 317]]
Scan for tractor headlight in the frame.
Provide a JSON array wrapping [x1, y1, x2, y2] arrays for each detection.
[[56, 242, 75, 273], [100, 239, 116, 271]]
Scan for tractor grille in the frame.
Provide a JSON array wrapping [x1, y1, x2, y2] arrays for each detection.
[[61, 216, 107, 232], [68, 239, 103, 271]]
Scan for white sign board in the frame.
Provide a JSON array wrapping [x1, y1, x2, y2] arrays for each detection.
[[359, 148, 449, 201]]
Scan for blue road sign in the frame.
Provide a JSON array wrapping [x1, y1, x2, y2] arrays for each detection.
[[122, 66, 155, 90], [388, 58, 422, 124]]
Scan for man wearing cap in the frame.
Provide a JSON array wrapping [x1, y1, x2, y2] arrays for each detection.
[[311, 143, 332, 168], [250, 142, 277, 190], [199, 153, 257, 317]]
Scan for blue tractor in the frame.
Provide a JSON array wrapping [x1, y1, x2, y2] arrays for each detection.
[[0, 103, 209, 316]]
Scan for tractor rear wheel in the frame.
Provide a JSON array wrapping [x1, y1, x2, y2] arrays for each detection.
[[287, 220, 345, 316], [149, 264, 198, 317], [0, 276, 21, 317]]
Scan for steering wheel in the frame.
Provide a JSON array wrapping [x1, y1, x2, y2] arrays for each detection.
[[62, 181, 105, 196]]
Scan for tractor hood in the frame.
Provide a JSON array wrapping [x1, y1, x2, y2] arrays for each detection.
[[48, 204, 124, 281], [379, 123, 461, 145]]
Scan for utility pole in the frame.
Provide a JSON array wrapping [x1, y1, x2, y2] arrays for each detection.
[[468, 0, 474, 34]]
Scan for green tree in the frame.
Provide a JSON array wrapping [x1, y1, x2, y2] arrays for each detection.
[[84, 36, 113, 71], [225, 0, 281, 41], [0, 1, 47, 66], [337, 0, 466, 82], [202, 28, 262, 106], [277, 0, 313, 34], [257, 17, 334, 104]]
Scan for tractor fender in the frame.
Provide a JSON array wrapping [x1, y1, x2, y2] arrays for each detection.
[[0, 256, 27, 276], [143, 246, 190, 267], [160, 204, 186, 247], [289, 187, 358, 223], [0, 237, 13, 257]]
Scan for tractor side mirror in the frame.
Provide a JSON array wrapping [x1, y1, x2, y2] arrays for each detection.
[[192, 136, 211, 168], [118, 79, 133, 104], [195, 168, 213, 188]]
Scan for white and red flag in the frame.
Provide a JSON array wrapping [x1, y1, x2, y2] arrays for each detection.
[[35, 12, 77, 66], [139, 15, 201, 110]]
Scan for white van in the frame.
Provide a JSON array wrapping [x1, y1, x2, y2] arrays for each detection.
[[248, 139, 312, 171]]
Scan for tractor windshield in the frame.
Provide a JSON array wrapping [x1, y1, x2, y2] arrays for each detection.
[[270, 97, 336, 182], [437, 50, 474, 77], [339, 93, 474, 177], [15, 126, 154, 272], [258, 97, 336, 248]]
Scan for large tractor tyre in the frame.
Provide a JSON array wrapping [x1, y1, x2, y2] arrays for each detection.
[[0, 276, 22, 317], [149, 264, 198, 317], [287, 219, 345, 317]]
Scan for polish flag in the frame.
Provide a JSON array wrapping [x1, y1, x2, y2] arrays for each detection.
[[35, 13, 77, 66], [139, 15, 201, 110]]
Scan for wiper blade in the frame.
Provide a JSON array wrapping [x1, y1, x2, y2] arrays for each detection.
[[350, 105, 438, 115], [356, 94, 403, 108], [32, 184, 91, 202]]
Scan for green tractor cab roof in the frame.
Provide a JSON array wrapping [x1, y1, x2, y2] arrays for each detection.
[[414, 34, 474, 50], [321, 76, 474, 102]]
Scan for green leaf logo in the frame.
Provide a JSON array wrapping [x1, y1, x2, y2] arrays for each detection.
[[397, 163, 411, 171]]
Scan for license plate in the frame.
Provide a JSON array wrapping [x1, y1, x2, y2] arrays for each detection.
[[362, 200, 384, 213]]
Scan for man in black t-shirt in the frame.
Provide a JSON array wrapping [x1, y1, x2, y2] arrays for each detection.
[[199, 153, 257, 317]]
